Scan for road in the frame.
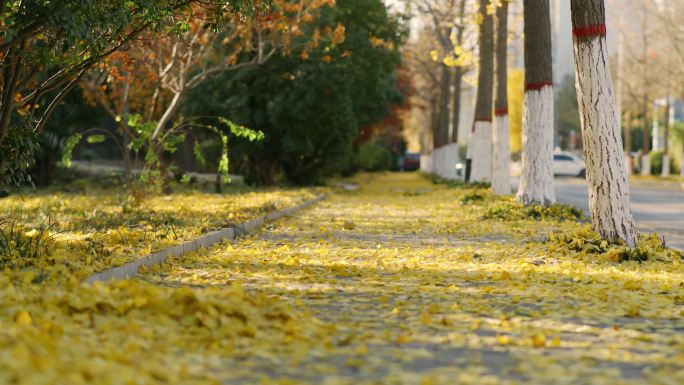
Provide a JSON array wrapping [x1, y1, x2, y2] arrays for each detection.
[[551, 178, 684, 250]]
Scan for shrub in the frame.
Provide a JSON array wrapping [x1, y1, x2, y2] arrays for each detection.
[[354, 142, 395, 171], [461, 192, 486, 205], [650, 151, 664, 175]]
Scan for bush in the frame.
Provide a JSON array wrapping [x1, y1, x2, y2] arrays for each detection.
[[649, 151, 678, 175], [650, 151, 664, 175], [354, 142, 395, 171]]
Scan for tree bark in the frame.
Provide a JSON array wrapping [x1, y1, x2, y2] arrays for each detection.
[[570, 0, 638, 247], [438, 63, 452, 147], [641, 94, 650, 175], [469, 0, 494, 183], [517, 0, 555, 205], [452, 66, 463, 143], [450, 0, 467, 145], [662, 99, 671, 177], [430, 95, 439, 151], [625, 111, 633, 175], [492, 2, 510, 195]]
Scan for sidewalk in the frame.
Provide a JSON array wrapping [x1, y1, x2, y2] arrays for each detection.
[[140, 173, 684, 384]]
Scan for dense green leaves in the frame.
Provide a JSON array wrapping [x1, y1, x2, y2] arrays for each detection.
[[0, 0, 271, 193], [185, 0, 407, 185]]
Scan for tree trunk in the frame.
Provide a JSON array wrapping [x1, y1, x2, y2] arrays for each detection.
[[517, 0, 555, 205], [430, 95, 439, 151], [624, 111, 633, 175], [641, 95, 651, 175], [120, 126, 132, 183], [435, 63, 452, 178], [451, 0, 467, 145], [492, 2, 510, 195], [438, 64, 451, 147], [570, 0, 638, 247], [662, 99, 671, 177], [469, 0, 494, 183], [452, 66, 463, 144]]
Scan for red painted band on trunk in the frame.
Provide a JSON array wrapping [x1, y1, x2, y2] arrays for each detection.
[[572, 24, 606, 39], [524, 81, 553, 91], [494, 108, 508, 116]]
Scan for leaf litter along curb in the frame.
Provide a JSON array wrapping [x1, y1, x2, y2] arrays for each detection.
[[137, 173, 684, 384], [0, 182, 327, 385], [0, 183, 322, 280], [1, 173, 682, 384]]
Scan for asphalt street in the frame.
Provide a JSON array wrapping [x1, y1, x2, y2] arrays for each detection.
[[551, 178, 684, 250]]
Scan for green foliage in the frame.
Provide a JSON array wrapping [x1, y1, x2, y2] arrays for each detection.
[[354, 141, 395, 172], [0, 218, 54, 269], [483, 201, 584, 221], [546, 229, 683, 263], [461, 192, 486, 205], [423, 173, 491, 190], [61, 134, 83, 168], [85, 135, 106, 144], [648, 150, 677, 175], [0, 129, 38, 197], [220, 118, 265, 142], [0, 0, 269, 192], [555, 74, 582, 150], [184, 0, 407, 185]]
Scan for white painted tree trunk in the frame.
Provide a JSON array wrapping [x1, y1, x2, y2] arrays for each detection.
[[435, 143, 459, 180], [641, 155, 651, 176], [573, 35, 637, 246], [470, 121, 492, 182], [517, 86, 555, 205], [433, 147, 445, 177], [624, 151, 632, 176], [662, 154, 670, 177], [420, 153, 433, 174], [492, 115, 511, 194]]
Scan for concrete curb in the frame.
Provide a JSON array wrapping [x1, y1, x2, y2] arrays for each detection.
[[629, 180, 684, 191], [86, 194, 327, 283]]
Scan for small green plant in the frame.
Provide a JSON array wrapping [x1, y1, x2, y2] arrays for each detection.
[[0, 218, 55, 269], [422, 173, 491, 190], [461, 192, 486, 205]]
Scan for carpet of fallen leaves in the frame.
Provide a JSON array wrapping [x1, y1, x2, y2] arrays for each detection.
[[2, 173, 683, 384], [1, 182, 318, 279], [141, 173, 684, 384], [0, 182, 323, 384]]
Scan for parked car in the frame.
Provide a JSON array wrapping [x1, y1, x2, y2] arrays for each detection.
[[398, 153, 421, 172], [553, 151, 586, 177]]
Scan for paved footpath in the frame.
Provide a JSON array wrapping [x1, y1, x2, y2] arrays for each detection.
[[141, 174, 684, 385]]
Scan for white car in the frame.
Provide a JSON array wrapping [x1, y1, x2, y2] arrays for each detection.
[[553, 151, 586, 177]]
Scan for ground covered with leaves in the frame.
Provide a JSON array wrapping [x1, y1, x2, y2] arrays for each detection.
[[2, 173, 683, 384], [0, 180, 319, 279]]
